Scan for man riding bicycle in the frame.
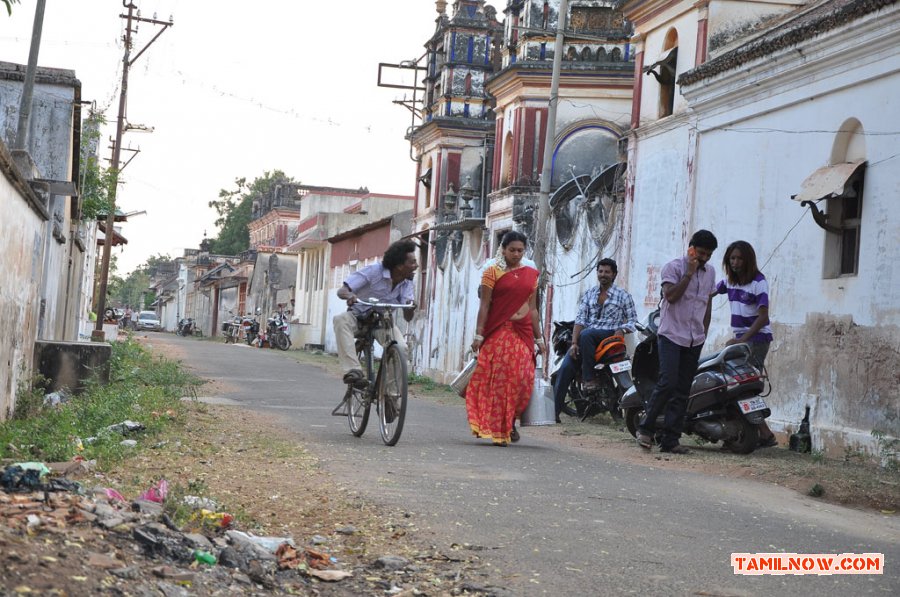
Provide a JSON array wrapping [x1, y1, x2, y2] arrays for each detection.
[[334, 240, 418, 386]]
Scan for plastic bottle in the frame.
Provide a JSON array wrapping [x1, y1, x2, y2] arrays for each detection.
[[192, 550, 217, 565]]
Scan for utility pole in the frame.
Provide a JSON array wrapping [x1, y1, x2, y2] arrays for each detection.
[[532, 0, 568, 286], [13, 0, 47, 150], [93, 2, 172, 340]]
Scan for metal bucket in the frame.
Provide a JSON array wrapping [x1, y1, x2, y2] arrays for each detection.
[[520, 369, 555, 426]]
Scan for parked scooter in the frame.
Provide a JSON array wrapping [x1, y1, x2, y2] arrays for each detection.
[[266, 310, 291, 351], [176, 318, 195, 337], [620, 310, 771, 454], [549, 321, 633, 420]]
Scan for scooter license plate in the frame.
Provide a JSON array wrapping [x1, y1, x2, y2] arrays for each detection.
[[609, 361, 632, 374], [738, 397, 768, 414]]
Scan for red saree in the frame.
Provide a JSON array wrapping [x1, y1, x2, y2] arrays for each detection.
[[466, 265, 539, 445]]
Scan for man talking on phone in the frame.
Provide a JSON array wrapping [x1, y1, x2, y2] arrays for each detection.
[[636, 230, 718, 454]]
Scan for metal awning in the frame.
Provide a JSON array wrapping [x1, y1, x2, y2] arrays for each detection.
[[791, 159, 866, 203]]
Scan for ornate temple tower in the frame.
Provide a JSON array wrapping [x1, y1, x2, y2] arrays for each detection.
[[412, 0, 503, 230]]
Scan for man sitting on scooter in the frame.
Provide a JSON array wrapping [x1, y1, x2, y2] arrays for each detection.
[[553, 258, 638, 422]]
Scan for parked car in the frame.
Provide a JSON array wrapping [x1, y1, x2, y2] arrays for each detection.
[[136, 311, 161, 331]]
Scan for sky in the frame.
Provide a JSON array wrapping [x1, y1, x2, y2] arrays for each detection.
[[1, 1, 500, 274]]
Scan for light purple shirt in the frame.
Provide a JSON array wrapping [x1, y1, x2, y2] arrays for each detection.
[[344, 263, 414, 316], [657, 256, 716, 348]]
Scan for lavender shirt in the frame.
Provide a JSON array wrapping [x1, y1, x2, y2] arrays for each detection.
[[657, 256, 716, 348], [344, 263, 414, 317]]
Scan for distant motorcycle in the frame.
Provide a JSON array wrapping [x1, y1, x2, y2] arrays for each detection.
[[266, 311, 291, 351], [176, 318, 195, 337], [244, 311, 261, 346], [222, 312, 242, 344]]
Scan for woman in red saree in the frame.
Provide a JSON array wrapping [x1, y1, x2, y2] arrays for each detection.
[[466, 232, 546, 446]]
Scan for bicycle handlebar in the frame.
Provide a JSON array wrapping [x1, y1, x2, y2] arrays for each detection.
[[355, 299, 414, 310]]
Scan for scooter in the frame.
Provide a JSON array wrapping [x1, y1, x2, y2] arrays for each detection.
[[176, 318, 195, 337], [620, 310, 771, 454], [550, 321, 633, 420]]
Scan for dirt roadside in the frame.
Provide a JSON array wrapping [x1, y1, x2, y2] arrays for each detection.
[[0, 338, 509, 597]]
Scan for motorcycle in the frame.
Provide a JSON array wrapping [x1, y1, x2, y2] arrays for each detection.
[[620, 310, 771, 454], [549, 321, 633, 420], [222, 311, 242, 344], [176, 318, 195, 337], [244, 310, 261, 347], [266, 311, 291, 351]]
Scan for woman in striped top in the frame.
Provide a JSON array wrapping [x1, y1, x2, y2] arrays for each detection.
[[715, 240, 777, 448]]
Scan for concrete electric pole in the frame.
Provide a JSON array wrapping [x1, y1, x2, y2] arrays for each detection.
[[93, 2, 172, 340], [532, 0, 568, 287]]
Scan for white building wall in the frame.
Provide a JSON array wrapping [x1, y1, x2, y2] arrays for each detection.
[[0, 156, 46, 419], [625, 3, 900, 454]]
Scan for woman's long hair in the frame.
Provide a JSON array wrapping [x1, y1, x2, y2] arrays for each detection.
[[723, 240, 759, 286]]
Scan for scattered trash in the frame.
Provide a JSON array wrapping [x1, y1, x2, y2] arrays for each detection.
[[192, 550, 217, 566], [137, 479, 168, 503], [43, 389, 72, 407], [120, 439, 138, 448], [104, 488, 127, 502], [308, 569, 353, 582], [1, 465, 79, 493], [13, 463, 51, 477], [191, 509, 233, 529], [226, 530, 293, 554], [107, 420, 146, 435], [311, 534, 328, 545], [182, 495, 218, 510]]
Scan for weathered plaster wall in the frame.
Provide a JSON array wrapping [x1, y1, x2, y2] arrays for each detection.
[[689, 65, 900, 452], [411, 231, 486, 382], [707, 0, 804, 56], [0, 149, 45, 419], [624, 122, 696, 311]]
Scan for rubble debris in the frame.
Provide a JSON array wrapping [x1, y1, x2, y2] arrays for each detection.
[[107, 420, 146, 435], [137, 479, 169, 503], [226, 529, 293, 554]]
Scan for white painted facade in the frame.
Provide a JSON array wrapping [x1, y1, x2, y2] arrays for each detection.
[[624, 0, 900, 454]]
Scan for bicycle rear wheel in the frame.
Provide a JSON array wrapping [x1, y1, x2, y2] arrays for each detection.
[[378, 343, 408, 446], [348, 344, 373, 436]]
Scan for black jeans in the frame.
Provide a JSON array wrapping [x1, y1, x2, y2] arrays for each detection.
[[638, 335, 702, 450]]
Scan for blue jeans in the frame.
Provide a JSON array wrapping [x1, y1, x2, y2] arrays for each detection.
[[638, 335, 702, 450], [553, 328, 615, 416]]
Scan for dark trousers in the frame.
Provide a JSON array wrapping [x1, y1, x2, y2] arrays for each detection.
[[553, 328, 615, 416], [638, 335, 702, 450], [579, 328, 615, 383]]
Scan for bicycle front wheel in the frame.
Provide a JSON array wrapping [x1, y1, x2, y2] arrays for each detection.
[[348, 343, 373, 437], [378, 343, 408, 446]]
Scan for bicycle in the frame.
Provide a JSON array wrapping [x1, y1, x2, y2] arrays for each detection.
[[331, 299, 409, 446]]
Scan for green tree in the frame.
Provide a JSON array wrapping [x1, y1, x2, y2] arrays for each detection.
[[108, 254, 172, 310], [3, 1, 21, 16], [208, 170, 296, 255], [79, 112, 115, 221]]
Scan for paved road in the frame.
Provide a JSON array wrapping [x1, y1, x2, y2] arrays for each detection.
[[158, 334, 898, 596]]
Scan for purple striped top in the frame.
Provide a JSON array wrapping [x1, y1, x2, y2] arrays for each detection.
[[715, 272, 773, 343]]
